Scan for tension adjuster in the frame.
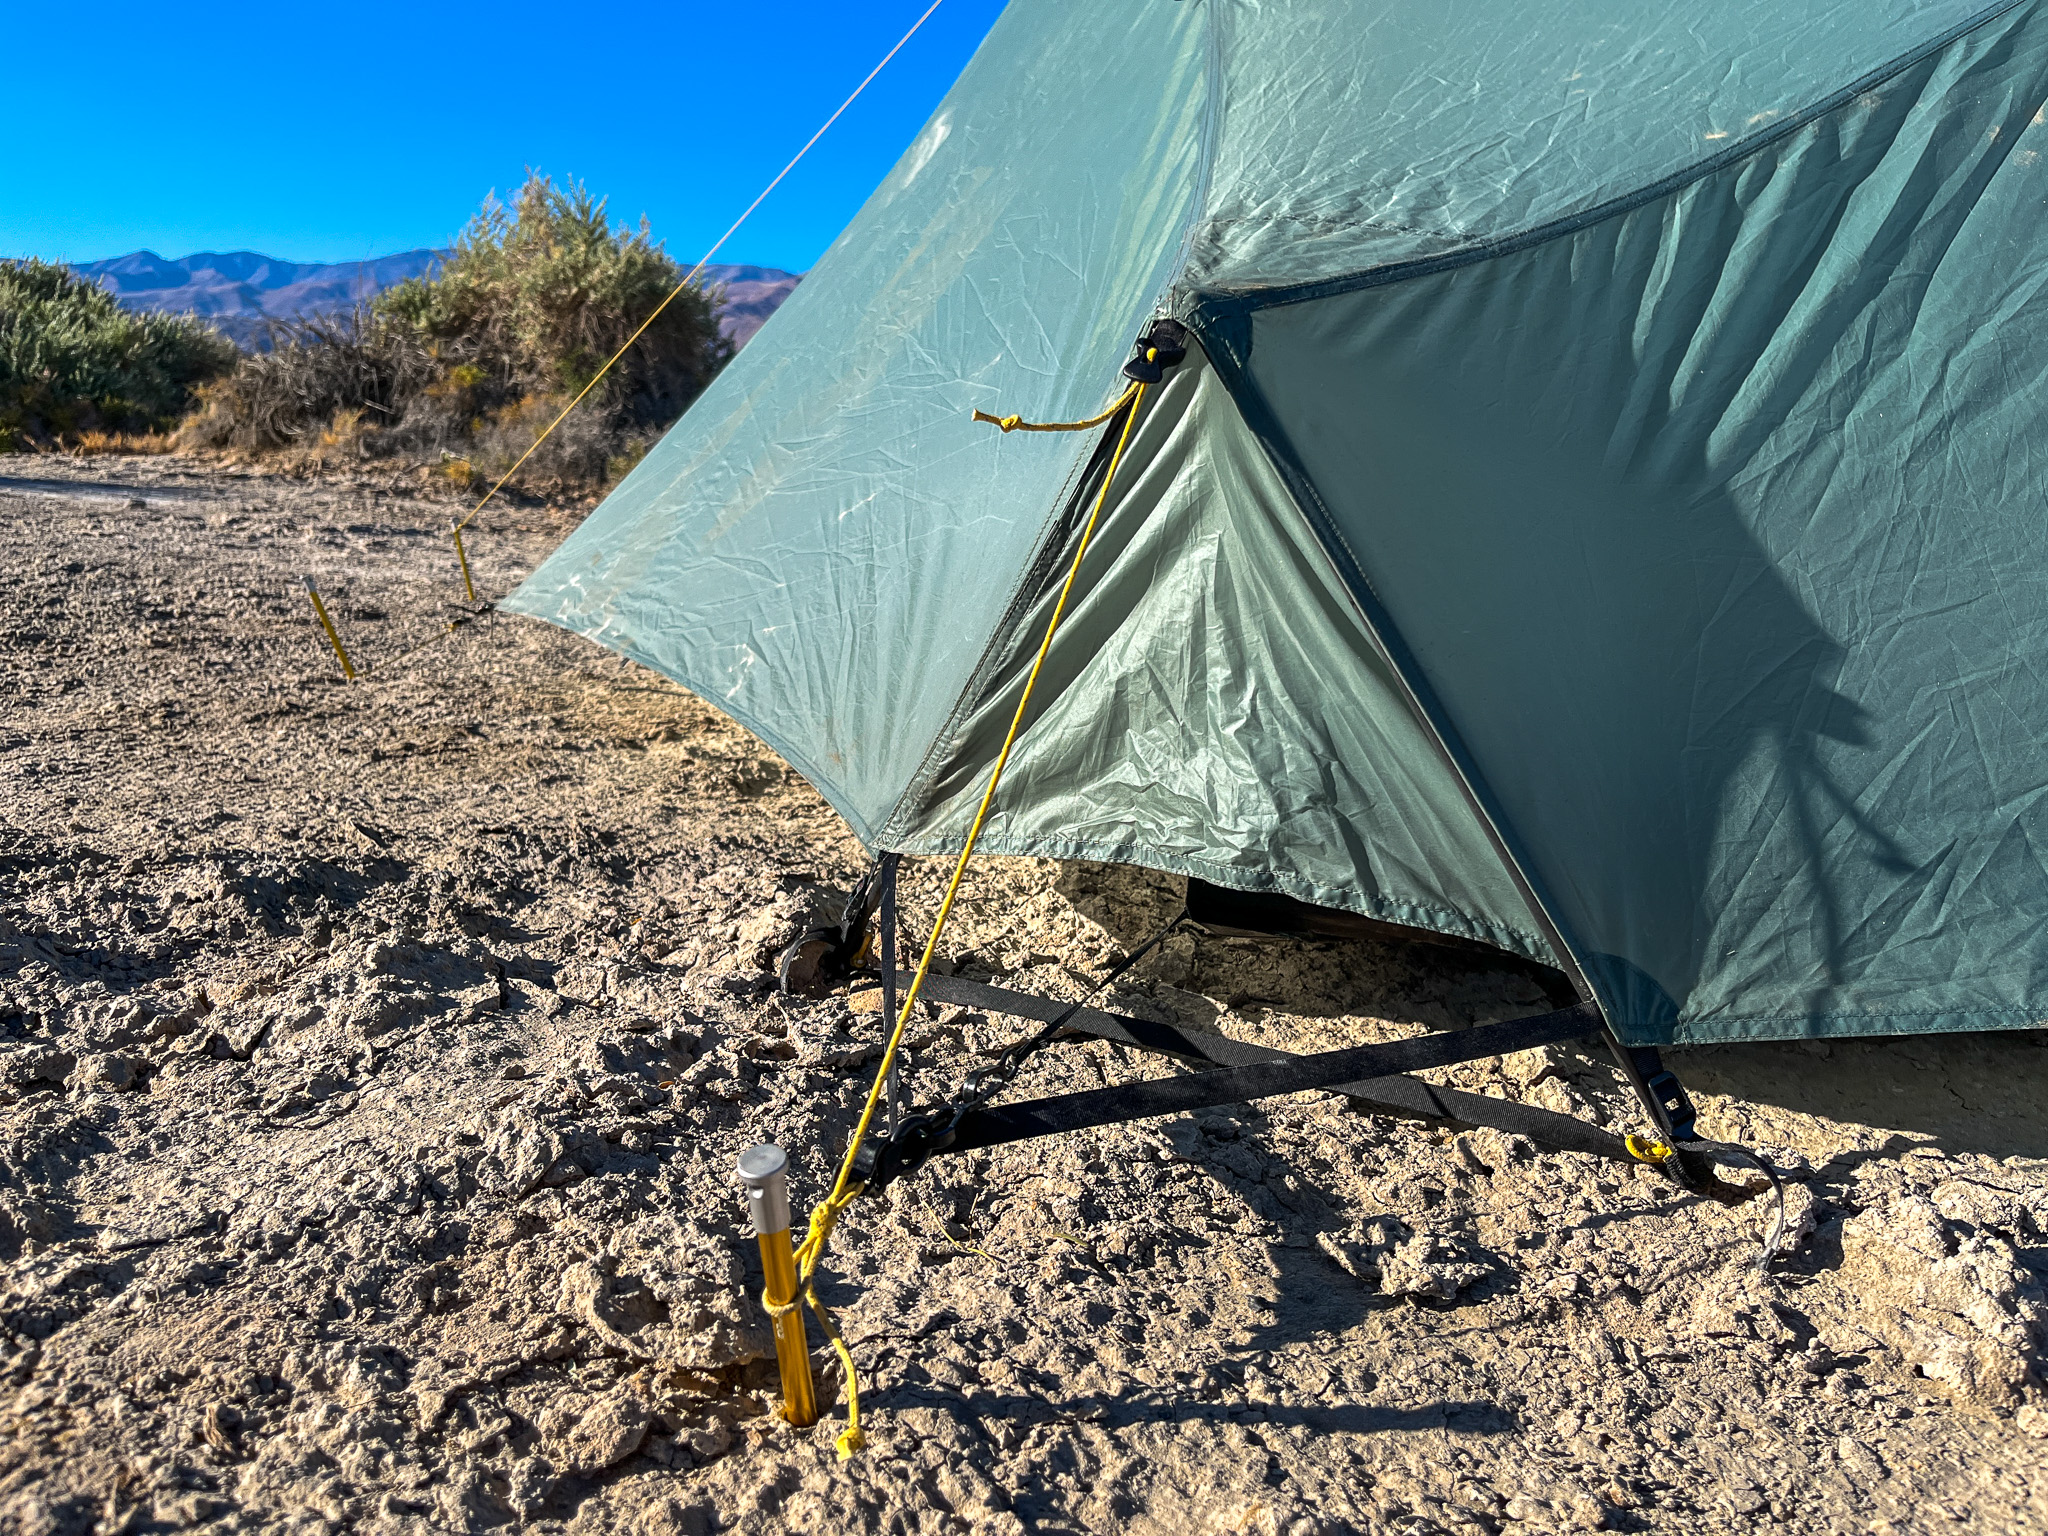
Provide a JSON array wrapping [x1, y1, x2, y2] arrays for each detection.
[[1122, 318, 1190, 384], [778, 862, 890, 999], [1642, 1069, 1700, 1142], [849, 1109, 959, 1196]]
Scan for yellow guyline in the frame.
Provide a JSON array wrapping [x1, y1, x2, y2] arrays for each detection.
[[448, 0, 950, 565], [788, 378, 1147, 1459], [969, 395, 1135, 435]]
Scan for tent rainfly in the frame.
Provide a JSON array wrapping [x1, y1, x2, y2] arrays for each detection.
[[509, 0, 2048, 1054]]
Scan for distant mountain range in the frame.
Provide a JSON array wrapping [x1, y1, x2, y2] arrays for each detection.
[[71, 249, 800, 349]]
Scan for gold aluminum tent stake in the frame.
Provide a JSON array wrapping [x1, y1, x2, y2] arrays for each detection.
[[737, 1145, 816, 1426], [450, 524, 478, 604], [303, 577, 357, 681]]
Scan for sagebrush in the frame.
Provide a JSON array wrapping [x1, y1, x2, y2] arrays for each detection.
[[0, 260, 236, 451], [181, 174, 732, 495]]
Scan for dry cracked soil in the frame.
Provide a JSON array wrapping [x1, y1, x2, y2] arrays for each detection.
[[2, 453, 2047, 1536]]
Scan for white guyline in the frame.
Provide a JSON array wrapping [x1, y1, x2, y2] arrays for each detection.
[[680, 0, 950, 288]]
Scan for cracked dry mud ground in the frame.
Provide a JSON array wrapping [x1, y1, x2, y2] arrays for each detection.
[[2, 453, 2047, 1536]]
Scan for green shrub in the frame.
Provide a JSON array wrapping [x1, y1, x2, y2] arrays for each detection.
[[0, 260, 236, 450], [379, 173, 730, 428], [182, 173, 731, 496]]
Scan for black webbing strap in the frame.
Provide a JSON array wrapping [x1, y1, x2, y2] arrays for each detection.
[[949, 1004, 1597, 1147], [891, 971, 1632, 1162], [863, 972, 1777, 1254]]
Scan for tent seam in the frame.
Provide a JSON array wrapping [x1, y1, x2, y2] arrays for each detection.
[[1664, 1009, 2048, 1043], [1188, 0, 2032, 316], [1158, 0, 1225, 297]]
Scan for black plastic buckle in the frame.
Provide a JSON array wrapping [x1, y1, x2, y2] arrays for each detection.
[[1643, 1070, 1700, 1142], [1122, 318, 1190, 384], [851, 1109, 959, 1196], [778, 855, 895, 998]]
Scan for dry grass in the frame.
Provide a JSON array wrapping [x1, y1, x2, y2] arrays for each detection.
[[68, 429, 179, 454]]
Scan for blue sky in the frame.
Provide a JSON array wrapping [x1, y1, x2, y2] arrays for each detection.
[[4, 0, 1006, 271]]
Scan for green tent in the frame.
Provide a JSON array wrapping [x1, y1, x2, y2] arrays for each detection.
[[508, 0, 2048, 1049]]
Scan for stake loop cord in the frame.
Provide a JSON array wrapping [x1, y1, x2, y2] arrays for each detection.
[[791, 380, 1150, 1457]]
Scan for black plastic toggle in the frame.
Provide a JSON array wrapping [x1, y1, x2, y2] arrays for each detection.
[[1644, 1070, 1701, 1141], [851, 1109, 959, 1196], [1122, 318, 1191, 384]]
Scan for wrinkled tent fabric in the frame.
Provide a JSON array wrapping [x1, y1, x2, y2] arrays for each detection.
[[508, 0, 2048, 1046]]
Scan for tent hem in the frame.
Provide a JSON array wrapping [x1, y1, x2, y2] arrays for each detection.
[[881, 825, 1559, 970], [1656, 1010, 2048, 1046]]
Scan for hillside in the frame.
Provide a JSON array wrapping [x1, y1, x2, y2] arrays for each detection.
[[72, 250, 800, 348]]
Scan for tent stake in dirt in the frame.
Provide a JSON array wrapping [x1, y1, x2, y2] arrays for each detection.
[[450, 524, 477, 604], [736, 1144, 816, 1427], [301, 576, 356, 681]]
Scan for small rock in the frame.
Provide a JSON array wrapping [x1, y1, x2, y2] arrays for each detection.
[[555, 960, 616, 1007], [1504, 1494, 1553, 1524], [1722, 1483, 1766, 1515], [1451, 1133, 1493, 1176], [1837, 1434, 1884, 1482], [1840, 1196, 2044, 1408], [1376, 1231, 1489, 1301], [639, 1497, 716, 1536], [2016, 1402, 2048, 1439], [3, 1045, 75, 1091], [680, 1413, 734, 1463], [71, 1053, 138, 1092], [543, 1385, 652, 1477]]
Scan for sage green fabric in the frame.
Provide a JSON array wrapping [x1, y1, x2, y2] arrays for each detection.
[[1183, 0, 2014, 292], [883, 351, 1559, 967], [511, 0, 2048, 1044], [502, 1, 1212, 844]]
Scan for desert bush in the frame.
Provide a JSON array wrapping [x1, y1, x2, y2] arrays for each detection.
[[179, 307, 440, 454], [0, 260, 236, 450], [181, 173, 730, 495], [379, 174, 730, 428]]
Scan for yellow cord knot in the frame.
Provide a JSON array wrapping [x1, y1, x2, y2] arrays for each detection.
[[1626, 1133, 1675, 1164], [970, 381, 1139, 435]]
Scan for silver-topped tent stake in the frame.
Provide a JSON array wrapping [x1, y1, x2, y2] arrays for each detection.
[[736, 1145, 817, 1426]]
